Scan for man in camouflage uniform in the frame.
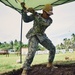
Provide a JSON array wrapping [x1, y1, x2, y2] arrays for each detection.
[[21, 3, 57, 75]]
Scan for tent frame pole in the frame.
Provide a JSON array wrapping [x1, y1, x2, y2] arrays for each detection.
[[19, 10, 23, 63]]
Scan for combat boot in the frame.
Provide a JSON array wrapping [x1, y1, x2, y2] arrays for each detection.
[[47, 62, 53, 68], [21, 69, 27, 75], [47, 62, 58, 71]]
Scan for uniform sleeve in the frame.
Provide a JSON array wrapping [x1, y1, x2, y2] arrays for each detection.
[[22, 11, 35, 23]]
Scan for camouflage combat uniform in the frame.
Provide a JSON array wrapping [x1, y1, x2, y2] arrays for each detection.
[[22, 11, 56, 70]]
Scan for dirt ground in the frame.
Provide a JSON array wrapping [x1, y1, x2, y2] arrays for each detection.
[[1, 63, 75, 75]]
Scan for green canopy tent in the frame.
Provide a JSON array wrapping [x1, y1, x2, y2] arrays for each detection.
[[0, 0, 75, 63], [0, 0, 75, 13]]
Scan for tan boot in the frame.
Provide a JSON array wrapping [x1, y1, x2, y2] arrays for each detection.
[[47, 63, 58, 71], [47, 62, 53, 68], [21, 69, 27, 75]]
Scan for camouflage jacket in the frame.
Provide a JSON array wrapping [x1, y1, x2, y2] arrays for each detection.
[[22, 12, 53, 42]]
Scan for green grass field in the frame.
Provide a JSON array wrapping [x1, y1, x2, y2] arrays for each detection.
[[0, 51, 75, 73]]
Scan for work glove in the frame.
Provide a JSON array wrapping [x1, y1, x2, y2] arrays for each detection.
[[27, 8, 35, 14], [21, 2, 26, 10]]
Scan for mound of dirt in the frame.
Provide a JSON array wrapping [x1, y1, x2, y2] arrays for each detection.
[[1, 63, 75, 75]]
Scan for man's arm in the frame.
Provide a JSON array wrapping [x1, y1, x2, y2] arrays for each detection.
[[21, 2, 35, 23], [22, 10, 34, 23]]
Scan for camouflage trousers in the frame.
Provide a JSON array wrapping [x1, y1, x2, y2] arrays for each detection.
[[23, 36, 56, 70]]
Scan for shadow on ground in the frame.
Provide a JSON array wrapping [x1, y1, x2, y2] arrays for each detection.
[[1, 63, 75, 75]]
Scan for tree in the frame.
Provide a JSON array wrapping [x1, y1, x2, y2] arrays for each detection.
[[0, 42, 10, 50], [71, 33, 75, 44], [60, 43, 65, 49], [10, 41, 13, 49], [56, 44, 61, 50]]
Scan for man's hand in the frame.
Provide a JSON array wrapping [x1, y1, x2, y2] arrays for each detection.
[[27, 8, 35, 14], [21, 2, 26, 10]]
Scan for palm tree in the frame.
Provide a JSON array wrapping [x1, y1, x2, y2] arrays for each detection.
[[60, 43, 65, 49], [63, 38, 67, 48], [71, 33, 75, 44], [56, 44, 61, 50], [71, 33, 75, 50], [63, 38, 70, 50]]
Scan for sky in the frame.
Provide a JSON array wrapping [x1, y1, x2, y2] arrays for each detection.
[[0, 2, 75, 46]]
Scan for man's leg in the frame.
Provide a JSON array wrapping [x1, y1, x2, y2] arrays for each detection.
[[21, 36, 38, 75], [40, 38, 56, 67]]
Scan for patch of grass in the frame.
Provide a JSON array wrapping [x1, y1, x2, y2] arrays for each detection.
[[0, 54, 22, 73], [0, 51, 75, 73]]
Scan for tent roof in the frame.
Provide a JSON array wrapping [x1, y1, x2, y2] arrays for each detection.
[[0, 0, 75, 13]]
